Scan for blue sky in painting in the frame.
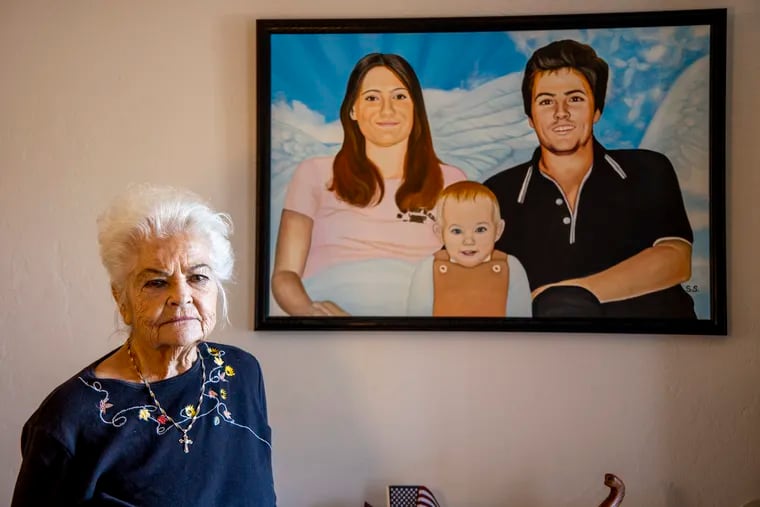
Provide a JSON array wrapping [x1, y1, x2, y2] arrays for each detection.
[[271, 32, 525, 122], [270, 26, 710, 148]]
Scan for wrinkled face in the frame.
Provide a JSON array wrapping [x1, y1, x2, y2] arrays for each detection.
[[118, 233, 218, 349], [436, 197, 505, 268], [350, 66, 414, 150], [528, 67, 601, 156]]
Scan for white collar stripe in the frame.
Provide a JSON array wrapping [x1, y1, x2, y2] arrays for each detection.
[[517, 152, 624, 205], [517, 165, 533, 204], [604, 154, 627, 179]]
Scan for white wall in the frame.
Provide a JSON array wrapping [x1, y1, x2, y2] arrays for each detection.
[[1, 0, 758, 506]]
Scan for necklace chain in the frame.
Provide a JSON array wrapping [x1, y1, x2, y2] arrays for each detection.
[[126, 340, 206, 453]]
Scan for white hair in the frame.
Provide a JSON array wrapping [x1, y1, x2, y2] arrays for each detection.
[[97, 183, 234, 322]]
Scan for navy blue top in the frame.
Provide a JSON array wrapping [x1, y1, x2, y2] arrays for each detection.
[[484, 140, 696, 318], [12, 342, 276, 506]]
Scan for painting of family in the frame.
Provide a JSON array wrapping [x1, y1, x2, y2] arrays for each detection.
[[258, 14, 724, 331]]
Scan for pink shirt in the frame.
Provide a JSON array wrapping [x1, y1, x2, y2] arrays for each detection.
[[284, 156, 466, 279]]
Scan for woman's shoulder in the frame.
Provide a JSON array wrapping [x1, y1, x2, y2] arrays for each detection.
[[439, 163, 467, 184], [203, 342, 262, 370], [289, 156, 335, 191], [22, 364, 102, 442], [37, 349, 120, 411], [294, 155, 335, 173]]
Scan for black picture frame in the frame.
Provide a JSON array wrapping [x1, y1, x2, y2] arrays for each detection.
[[255, 9, 727, 334]]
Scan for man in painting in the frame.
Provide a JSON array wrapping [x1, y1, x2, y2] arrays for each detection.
[[483, 39, 696, 318]]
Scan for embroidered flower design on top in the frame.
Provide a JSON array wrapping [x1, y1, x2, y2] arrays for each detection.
[[99, 399, 113, 414], [78, 344, 272, 449]]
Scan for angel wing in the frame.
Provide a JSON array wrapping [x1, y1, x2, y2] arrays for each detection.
[[639, 55, 710, 198], [267, 117, 338, 253], [428, 71, 537, 182], [638, 55, 711, 318]]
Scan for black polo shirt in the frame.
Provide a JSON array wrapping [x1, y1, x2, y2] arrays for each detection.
[[484, 139, 696, 318]]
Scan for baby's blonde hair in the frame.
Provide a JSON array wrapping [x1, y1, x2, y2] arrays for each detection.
[[434, 180, 502, 226]]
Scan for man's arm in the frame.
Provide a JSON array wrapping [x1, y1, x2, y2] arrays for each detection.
[[533, 238, 692, 303]]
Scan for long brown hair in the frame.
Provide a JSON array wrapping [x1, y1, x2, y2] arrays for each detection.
[[330, 53, 444, 212]]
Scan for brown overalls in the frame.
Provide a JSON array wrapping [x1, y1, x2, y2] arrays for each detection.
[[432, 249, 510, 317]]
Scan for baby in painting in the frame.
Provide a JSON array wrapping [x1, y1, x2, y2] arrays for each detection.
[[407, 181, 532, 317]]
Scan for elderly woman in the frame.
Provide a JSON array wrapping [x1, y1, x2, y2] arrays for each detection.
[[11, 185, 275, 506]]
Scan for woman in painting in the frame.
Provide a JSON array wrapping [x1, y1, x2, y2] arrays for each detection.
[[271, 52, 466, 316]]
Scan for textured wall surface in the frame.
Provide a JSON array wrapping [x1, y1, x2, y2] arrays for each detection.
[[1, 0, 758, 506]]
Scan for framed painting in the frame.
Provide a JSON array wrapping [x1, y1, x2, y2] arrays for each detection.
[[254, 9, 727, 334]]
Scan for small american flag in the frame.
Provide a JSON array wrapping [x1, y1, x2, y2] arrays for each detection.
[[388, 485, 440, 507]]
